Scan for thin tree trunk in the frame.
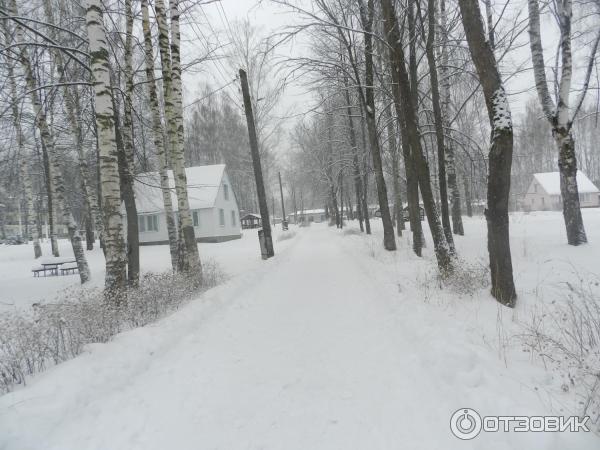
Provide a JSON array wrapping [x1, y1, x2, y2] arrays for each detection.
[[344, 86, 364, 232], [358, 109, 372, 234], [359, 0, 396, 250], [121, 0, 140, 285], [2, 26, 41, 258], [424, 0, 454, 250], [86, 0, 126, 292], [141, 0, 179, 271], [42, 0, 103, 248], [10, 0, 91, 280], [463, 175, 473, 217], [385, 105, 404, 236], [381, 0, 452, 271], [458, 0, 517, 305], [40, 139, 59, 256]]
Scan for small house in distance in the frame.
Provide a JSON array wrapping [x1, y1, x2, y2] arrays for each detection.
[[134, 164, 241, 244], [241, 213, 262, 229], [523, 171, 600, 211], [291, 208, 326, 224]]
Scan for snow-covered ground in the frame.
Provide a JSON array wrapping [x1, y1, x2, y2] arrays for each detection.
[[1, 211, 599, 449]]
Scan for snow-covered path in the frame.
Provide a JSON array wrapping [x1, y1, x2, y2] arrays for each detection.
[[0, 225, 597, 449]]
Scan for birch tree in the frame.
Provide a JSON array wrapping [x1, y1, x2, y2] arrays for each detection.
[[155, 0, 201, 275], [457, 0, 517, 306], [2, 22, 42, 259], [141, 0, 179, 271], [42, 0, 104, 250], [7, 0, 90, 282], [85, 0, 126, 293], [527, 0, 600, 245]]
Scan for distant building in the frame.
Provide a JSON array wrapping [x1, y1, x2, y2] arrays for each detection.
[[523, 171, 600, 211], [133, 164, 242, 244], [241, 213, 262, 229], [290, 208, 326, 224]]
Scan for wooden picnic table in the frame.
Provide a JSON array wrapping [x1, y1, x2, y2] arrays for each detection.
[[32, 257, 77, 277]]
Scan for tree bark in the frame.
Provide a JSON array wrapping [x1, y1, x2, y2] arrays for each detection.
[[141, 0, 179, 271], [156, 0, 201, 274], [359, 0, 396, 251], [86, 0, 126, 292], [344, 86, 365, 232], [458, 0, 517, 305], [2, 24, 41, 258], [527, 0, 587, 245], [381, 0, 452, 271], [385, 105, 404, 236], [121, 0, 140, 285], [10, 0, 91, 281], [424, 0, 454, 250]]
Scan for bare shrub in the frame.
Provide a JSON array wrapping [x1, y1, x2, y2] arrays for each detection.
[[519, 274, 600, 431], [0, 259, 224, 394], [417, 260, 489, 299]]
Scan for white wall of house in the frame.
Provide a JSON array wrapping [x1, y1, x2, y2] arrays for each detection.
[[135, 170, 241, 244], [523, 178, 600, 210]]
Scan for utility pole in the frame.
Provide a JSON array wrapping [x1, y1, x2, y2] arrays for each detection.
[[239, 69, 274, 258], [278, 172, 288, 230]]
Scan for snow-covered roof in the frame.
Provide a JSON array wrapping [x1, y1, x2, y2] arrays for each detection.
[[295, 209, 325, 215], [241, 213, 261, 219], [533, 171, 599, 195], [134, 164, 227, 214]]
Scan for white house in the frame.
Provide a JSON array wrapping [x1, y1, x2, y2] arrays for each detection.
[[133, 164, 242, 244], [523, 171, 600, 211]]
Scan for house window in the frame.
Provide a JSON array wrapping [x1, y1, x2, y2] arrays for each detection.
[[219, 209, 225, 226], [138, 216, 146, 232], [146, 214, 159, 232], [193, 210, 200, 227], [533, 184, 537, 193], [541, 197, 545, 206], [580, 193, 589, 203], [223, 184, 229, 201], [231, 210, 236, 226]]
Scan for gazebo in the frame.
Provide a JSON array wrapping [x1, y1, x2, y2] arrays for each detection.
[[241, 213, 262, 229]]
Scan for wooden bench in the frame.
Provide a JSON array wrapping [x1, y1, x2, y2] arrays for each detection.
[[60, 262, 79, 275], [32, 266, 46, 277]]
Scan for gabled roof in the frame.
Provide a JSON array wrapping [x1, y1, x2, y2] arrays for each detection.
[[134, 164, 227, 214], [533, 171, 599, 195]]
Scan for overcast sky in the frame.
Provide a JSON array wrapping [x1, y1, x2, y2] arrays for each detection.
[[181, 0, 596, 145]]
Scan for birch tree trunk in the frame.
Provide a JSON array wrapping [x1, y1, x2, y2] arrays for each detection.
[[42, 0, 104, 250], [359, 0, 396, 251], [155, 0, 202, 275], [85, 0, 126, 293], [2, 24, 41, 258], [527, 0, 587, 245], [458, 0, 517, 305], [141, 0, 179, 271], [8, 0, 90, 281]]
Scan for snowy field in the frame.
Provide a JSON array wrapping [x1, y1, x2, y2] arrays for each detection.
[[1, 211, 599, 449]]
